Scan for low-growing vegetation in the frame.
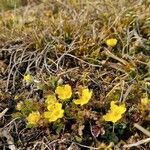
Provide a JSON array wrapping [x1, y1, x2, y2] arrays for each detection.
[[0, 0, 150, 149]]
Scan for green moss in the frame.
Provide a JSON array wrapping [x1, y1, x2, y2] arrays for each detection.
[[0, 0, 21, 11]]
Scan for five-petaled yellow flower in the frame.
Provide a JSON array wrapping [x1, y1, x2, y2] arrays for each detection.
[[26, 111, 41, 125], [73, 87, 92, 106], [23, 74, 33, 84], [103, 101, 126, 123], [105, 38, 117, 47], [44, 102, 64, 122], [55, 84, 72, 100]]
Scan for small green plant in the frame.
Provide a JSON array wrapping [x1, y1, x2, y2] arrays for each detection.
[[0, 0, 21, 11], [13, 83, 93, 127]]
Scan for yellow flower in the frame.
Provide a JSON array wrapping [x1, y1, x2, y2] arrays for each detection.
[[141, 97, 149, 106], [73, 87, 92, 106], [139, 97, 150, 111], [105, 38, 117, 47], [44, 103, 64, 122], [23, 74, 33, 84], [26, 111, 41, 125], [45, 95, 57, 105], [55, 84, 72, 100], [103, 101, 126, 123]]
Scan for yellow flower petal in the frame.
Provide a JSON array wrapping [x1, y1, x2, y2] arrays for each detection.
[[55, 84, 72, 100], [82, 89, 92, 100], [103, 101, 126, 123], [73, 99, 83, 105], [44, 111, 52, 119], [48, 109, 64, 122], [44, 103, 64, 122], [103, 111, 122, 123], [26, 111, 41, 125], [45, 95, 57, 105], [111, 101, 126, 114], [47, 102, 62, 111], [141, 98, 149, 106], [139, 97, 150, 112], [23, 74, 33, 84], [105, 38, 117, 47], [73, 88, 92, 106]]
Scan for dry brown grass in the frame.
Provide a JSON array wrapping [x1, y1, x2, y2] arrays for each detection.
[[0, 0, 150, 149]]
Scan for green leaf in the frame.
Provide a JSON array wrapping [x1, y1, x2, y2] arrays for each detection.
[[74, 135, 82, 143]]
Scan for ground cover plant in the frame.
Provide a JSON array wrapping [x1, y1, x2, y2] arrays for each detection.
[[0, 0, 150, 149]]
